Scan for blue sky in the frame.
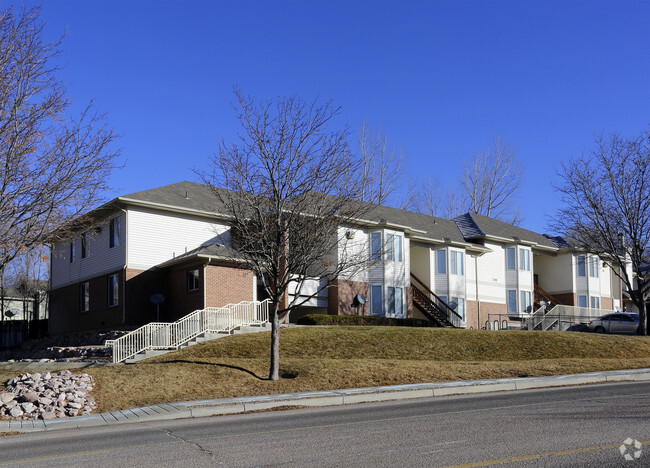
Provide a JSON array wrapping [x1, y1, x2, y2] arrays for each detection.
[[13, 0, 650, 234]]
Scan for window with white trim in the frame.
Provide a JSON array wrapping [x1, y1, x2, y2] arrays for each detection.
[[81, 233, 88, 259], [451, 296, 466, 321], [450, 250, 464, 275], [436, 249, 446, 274], [590, 296, 600, 309], [577, 255, 586, 277], [507, 289, 517, 313], [371, 285, 382, 316], [69, 241, 75, 263], [109, 218, 120, 248], [108, 274, 119, 307], [578, 295, 587, 307], [588, 257, 599, 278], [371, 232, 382, 260], [519, 249, 530, 271], [520, 290, 532, 313], [506, 247, 516, 270]]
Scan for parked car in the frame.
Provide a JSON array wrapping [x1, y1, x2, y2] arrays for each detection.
[[588, 313, 640, 334]]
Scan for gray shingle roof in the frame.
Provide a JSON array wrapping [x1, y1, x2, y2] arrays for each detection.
[[119, 181, 229, 215], [454, 213, 556, 249]]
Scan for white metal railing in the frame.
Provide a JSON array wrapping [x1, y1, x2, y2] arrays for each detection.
[[108, 299, 270, 363]]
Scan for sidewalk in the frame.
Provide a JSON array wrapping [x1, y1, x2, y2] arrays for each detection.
[[2, 367, 649, 433]]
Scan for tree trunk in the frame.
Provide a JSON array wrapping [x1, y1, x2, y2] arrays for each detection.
[[639, 299, 648, 336], [269, 309, 281, 381]]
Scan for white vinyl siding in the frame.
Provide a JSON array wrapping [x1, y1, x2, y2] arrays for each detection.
[[127, 207, 230, 270], [51, 211, 127, 289]]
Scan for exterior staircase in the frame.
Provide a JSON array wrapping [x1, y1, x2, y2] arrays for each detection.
[[106, 299, 271, 363], [410, 273, 463, 328]]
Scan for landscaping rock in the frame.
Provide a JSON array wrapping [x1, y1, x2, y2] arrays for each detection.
[[0, 371, 96, 421]]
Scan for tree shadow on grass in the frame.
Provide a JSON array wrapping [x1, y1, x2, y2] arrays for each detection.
[[146, 359, 267, 380]]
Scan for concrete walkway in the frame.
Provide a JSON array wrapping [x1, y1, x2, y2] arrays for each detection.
[[2, 367, 649, 433]]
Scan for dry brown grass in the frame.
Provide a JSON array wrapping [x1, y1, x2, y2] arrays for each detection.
[[3, 327, 650, 413]]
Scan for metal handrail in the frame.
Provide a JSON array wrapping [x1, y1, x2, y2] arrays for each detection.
[[410, 273, 463, 327], [109, 299, 270, 363]]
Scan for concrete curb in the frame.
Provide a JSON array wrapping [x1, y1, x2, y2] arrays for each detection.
[[2, 368, 649, 433]]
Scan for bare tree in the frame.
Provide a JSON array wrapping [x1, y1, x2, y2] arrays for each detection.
[[413, 136, 523, 222], [357, 119, 409, 207], [199, 90, 377, 380], [460, 135, 523, 223], [0, 6, 120, 276], [552, 130, 650, 335]]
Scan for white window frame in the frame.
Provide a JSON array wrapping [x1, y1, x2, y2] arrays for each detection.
[[519, 249, 530, 271], [108, 274, 119, 307], [589, 256, 599, 278], [371, 232, 382, 261], [506, 247, 516, 270], [507, 289, 517, 313], [450, 250, 464, 276], [370, 285, 383, 316], [578, 295, 587, 307], [577, 255, 586, 277], [590, 296, 600, 309], [81, 233, 88, 259], [436, 249, 447, 274], [187, 269, 200, 291], [109, 218, 120, 248], [451, 296, 466, 321], [70, 240, 75, 263], [520, 290, 532, 314]]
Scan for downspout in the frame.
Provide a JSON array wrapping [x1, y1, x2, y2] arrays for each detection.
[[119, 208, 128, 325], [475, 254, 480, 329]]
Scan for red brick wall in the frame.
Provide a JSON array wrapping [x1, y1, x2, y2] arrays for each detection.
[[204, 264, 255, 308], [49, 270, 125, 335], [601, 296, 614, 310], [327, 279, 370, 316], [467, 300, 507, 330], [125, 268, 167, 323]]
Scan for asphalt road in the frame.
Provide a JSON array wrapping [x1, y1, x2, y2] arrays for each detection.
[[1, 381, 648, 467]]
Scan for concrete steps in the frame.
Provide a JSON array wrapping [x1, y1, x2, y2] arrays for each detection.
[[125, 323, 271, 363]]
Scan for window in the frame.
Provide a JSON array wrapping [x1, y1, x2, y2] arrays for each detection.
[[395, 235, 403, 262], [507, 289, 517, 313], [590, 296, 600, 309], [371, 232, 382, 260], [394, 287, 403, 317], [385, 234, 403, 262], [589, 257, 599, 278], [506, 247, 516, 270], [386, 287, 404, 317], [386, 233, 394, 261], [520, 290, 532, 313], [81, 233, 88, 259], [69, 241, 75, 263], [187, 269, 200, 291], [108, 274, 119, 307], [578, 295, 587, 307], [577, 255, 586, 277], [519, 249, 530, 271], [371, 285, 383, 316], [450, 251, 464, 275], [451, 296, 466, 321], [387, 287, 395, 316], [109, 218, 120, 248], [436, 249, 447, 274], [79, 282, 89, 313]]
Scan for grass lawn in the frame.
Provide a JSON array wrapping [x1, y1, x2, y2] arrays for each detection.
[[2, 326, 650, 413]]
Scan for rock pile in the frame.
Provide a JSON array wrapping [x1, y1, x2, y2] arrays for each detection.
[[0, 370, 96, 420]]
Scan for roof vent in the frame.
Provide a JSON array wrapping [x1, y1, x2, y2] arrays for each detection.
[[185, 191, 189, 199]]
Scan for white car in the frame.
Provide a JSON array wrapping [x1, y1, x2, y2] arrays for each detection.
[[588, 313, 640, 334]]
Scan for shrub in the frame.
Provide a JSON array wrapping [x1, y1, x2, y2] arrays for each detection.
[[296, 314, 439, 327]]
